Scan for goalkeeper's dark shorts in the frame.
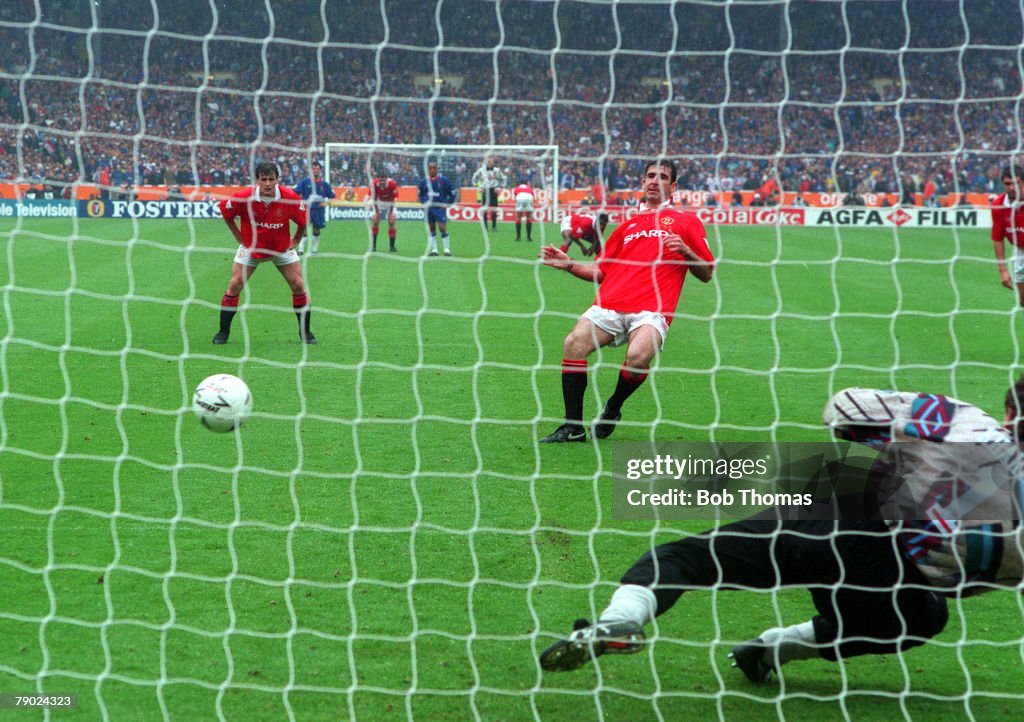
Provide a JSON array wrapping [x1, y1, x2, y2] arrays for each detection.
[[621, 515, 948, 660]]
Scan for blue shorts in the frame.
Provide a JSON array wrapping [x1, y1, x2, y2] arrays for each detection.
[[427, 207, 448, 224], [309, 207, 327, 229]]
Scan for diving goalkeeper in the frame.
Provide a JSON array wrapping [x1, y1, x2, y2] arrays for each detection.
[[540, 381, 1024, 682]]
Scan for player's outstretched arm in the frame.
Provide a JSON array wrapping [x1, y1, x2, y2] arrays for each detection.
[[540, 245, 602, 282]]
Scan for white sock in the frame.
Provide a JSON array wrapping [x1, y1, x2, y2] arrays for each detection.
[[598, 584, 657, 627], [311, 233, 320, 254], [428, 235, 437, 253], [760, 620, 819, 665], [442, 233, 450, 252]]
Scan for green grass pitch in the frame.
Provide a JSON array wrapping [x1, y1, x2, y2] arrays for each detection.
[[2, 216, 1024, 720]]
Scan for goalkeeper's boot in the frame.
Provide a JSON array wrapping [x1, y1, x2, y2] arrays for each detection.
[[729, 638, 775, 683], [593, 404, 622, 440], [540, 618, 645, 672], [212, 331, 229, 345], [540, 424, 586, 443]]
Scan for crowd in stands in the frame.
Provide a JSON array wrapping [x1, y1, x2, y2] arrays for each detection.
[[0, 0, 1021, 201]]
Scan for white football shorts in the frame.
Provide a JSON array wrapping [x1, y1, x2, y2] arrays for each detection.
[[374, 201, 396, 215], [234, 245, 300, 268], [583, 305, 669, 348], [1014, 246, 1024, 283], [515, 192, 535, 212]]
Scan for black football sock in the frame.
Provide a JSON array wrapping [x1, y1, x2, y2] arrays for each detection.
[[293, 293, 311, 337], [219, 294, 239, 333], [562, 358, 588, 426], [606, 367, 648, 413]]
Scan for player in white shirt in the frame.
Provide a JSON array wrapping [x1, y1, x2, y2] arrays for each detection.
[[472, 158, 506, 230]]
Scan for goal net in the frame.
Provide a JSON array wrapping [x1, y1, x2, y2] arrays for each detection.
[[1, 0, 1022, 719]]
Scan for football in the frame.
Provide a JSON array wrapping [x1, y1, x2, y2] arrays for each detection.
[[192, 374, 253, 433]]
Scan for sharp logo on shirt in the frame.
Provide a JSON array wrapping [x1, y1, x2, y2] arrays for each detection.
[[623, 228, 670, 244], [256, 221, 285, 229]]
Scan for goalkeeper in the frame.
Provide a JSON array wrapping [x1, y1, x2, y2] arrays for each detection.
[[540, 382, 1024, 681]]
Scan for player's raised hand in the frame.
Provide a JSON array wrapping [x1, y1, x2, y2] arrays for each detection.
[[540, 245, 572, 270]]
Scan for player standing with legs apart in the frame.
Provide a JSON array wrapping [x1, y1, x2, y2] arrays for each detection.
[[370, 167, 399, 252], [540, 382, 1024, 683], [512, 180, 535, 241], [292, 161, 335, 256], [418, 160, 456, 257], [559, 211, 609, 257], [538, 160, 714, 442], [214, 161, 317, 345], [991, 164, 1024, 306], [472, 157, 506, 231]]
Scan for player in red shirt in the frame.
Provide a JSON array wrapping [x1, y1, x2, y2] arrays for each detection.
[[539, 160, 715, 442], [371, 167, 399, 252], [214, 161, 316, 345], [559, 212, 609, 257], [512, 181, 535, 241], [992, 164, 1024, 306]]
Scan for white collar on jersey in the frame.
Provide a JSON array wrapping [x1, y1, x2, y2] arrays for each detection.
[[255, 184, 281, 205], [637, 198, 674, 213]]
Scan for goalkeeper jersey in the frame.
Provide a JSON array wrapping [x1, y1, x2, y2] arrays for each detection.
[[824, 387, 1024, 591]]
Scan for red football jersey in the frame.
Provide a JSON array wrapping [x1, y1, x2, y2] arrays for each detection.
[[220, 186, 306, 258], [513, 183, 533, 197], [566, 213, 599, 242], [373, 177, 398, 203], [595, 207, 713, 321], [991, 192, 1024, 247]]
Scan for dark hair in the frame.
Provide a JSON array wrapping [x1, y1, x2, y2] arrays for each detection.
[[645, 159, 678, 184], [312, 161, 323, 169], [598, 212, 610, 227], [1002, 165, 1024, 181], [255, 161, 279, 179]]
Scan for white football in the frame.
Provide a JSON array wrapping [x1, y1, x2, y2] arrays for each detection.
[[192, 373, 252, 433]]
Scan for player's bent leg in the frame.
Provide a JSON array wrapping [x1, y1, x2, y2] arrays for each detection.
[[278, 261, 316, 344], [542, 319, 613, 443], [541, 521, 785, 673], [215, 262, 256, 344], [595, 323, 661, 438]]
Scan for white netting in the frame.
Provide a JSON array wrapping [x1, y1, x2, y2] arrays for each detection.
[[1, 0, 1024, 719]]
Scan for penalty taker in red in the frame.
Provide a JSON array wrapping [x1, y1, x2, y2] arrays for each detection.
[[214, 161, 317, 345]]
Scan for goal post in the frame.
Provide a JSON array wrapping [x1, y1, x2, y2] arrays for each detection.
[[323, 143, 559, 222]]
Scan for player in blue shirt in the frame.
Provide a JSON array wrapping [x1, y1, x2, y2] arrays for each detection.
[[417, 161, 456, 257], [293, 161, 336, 256]]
